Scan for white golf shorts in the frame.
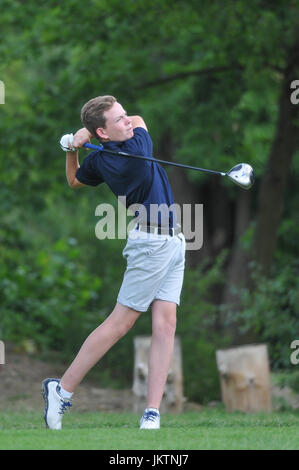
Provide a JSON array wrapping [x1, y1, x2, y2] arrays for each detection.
[[117, 229, 186, 312]]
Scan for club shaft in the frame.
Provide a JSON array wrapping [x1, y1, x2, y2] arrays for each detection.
[[83, 143, 225, 176]]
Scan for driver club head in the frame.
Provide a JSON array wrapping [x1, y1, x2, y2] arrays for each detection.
[[226, 163, 255, 190]]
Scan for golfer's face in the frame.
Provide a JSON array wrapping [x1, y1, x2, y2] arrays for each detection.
[[101, 102, 133, 142]]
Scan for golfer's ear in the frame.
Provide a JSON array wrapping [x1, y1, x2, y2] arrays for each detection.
[[96, 127, 107, 140]]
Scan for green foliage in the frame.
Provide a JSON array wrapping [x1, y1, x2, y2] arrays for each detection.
[[0, 214, 102, 356], [230, 259, 299, 369], [272, 371, 299, 395], [228, 212, 299, 370]]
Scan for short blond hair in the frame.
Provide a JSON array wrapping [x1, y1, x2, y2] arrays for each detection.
[[81, 95, 117, 139]]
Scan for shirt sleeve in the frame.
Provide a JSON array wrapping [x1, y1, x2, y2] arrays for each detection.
[[75, 151, 104, 187], [122, 127, 153, 158]]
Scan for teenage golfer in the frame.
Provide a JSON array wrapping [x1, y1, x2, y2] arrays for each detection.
[[42, 96, 186, 430]]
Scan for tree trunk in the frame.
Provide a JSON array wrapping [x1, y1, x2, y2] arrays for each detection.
[[222, 189, 252, 306], [252, 35, 299, 275]]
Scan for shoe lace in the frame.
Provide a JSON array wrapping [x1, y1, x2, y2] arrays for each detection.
[[143, 411, 159, 422], [59, 399, 72, 415]]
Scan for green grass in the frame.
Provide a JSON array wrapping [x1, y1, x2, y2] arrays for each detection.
[[0, 409, 298, 450]]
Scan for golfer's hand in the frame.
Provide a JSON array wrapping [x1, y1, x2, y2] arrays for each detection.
[[73, 128, 92, 149]]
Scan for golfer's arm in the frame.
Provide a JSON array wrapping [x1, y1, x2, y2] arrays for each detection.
[[130, 115, 148, 131], [66, 151, 85, 188]]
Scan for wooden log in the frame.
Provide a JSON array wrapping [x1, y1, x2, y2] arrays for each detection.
[[133, 335, 183, 413], [216, 344, 272, 413]]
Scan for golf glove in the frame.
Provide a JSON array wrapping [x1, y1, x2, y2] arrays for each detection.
[[60, 133, 77, 152]]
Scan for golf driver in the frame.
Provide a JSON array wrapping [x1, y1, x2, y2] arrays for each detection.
[[82, 142, 255, 190]]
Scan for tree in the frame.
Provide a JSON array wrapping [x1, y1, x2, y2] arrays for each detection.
[[253, 32, 299, 276]]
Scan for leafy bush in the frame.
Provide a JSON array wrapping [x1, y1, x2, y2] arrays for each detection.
[[0, 218, 102, 357], [231, 259, 299, 370], [272, 371, 299, 395]]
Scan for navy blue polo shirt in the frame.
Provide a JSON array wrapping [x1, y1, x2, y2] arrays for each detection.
[[75, 127, 177, 227]]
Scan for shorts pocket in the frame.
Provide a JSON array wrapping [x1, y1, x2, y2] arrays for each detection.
[[123, 237, 169, 264], [143, 239, 169, 257]]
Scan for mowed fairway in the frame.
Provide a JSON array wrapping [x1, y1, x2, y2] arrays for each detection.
[[0, 409, 298, 450]]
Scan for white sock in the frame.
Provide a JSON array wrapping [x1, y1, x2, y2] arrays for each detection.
[[145, 407, 159, 414], [58, 381, 73, 399]]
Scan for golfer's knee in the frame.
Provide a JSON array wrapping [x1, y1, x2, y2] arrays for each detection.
[[116, 308, 139, 338], [110, 303, 140, 338], [153, 309, 177, 338]]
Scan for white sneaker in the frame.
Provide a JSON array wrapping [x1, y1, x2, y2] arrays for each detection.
[[140, 408, 160, 429], [42, 378, 72, 430]]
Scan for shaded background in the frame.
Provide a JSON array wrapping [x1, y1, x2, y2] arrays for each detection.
[[0, 0, 298, 404]]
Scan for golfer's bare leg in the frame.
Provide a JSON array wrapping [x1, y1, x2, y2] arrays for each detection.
[[147, 300, 177, 409], [60, 302, 140, 393]]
